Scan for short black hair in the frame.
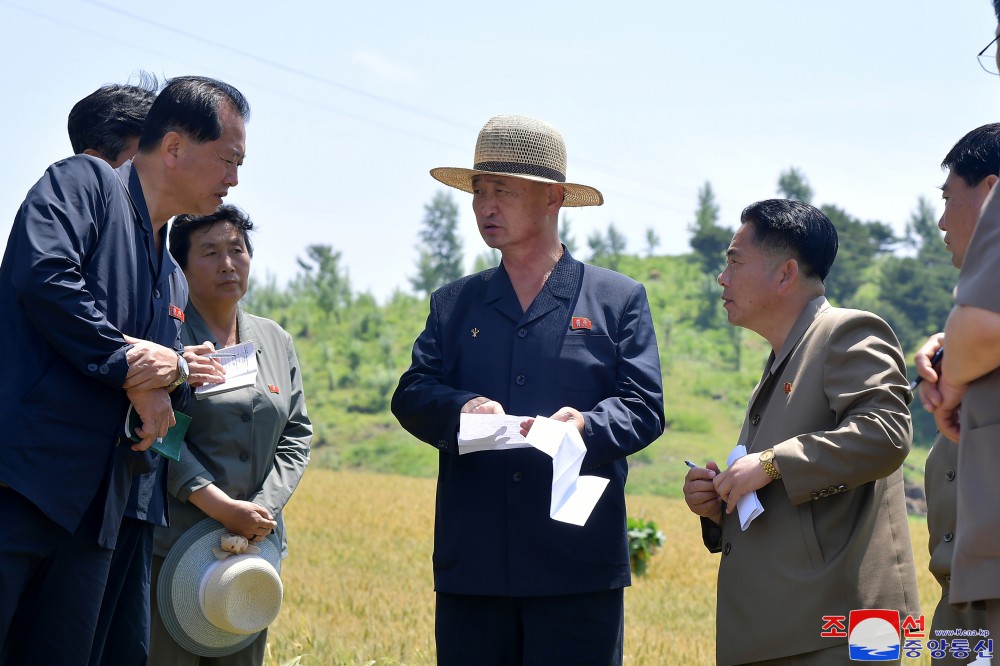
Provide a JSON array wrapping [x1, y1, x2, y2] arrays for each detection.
[[67, 72, 158, 158], [942, 123, 1000, 187], [169, 204, 255, 270], [994, 0, 1000, 23], [740, 199, 838, 282], [138, 76, 250, 152]]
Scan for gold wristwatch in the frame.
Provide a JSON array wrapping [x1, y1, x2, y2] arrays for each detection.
[[760, 448, 781, 480]]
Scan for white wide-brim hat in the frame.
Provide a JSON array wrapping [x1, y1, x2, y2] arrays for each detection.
[[430, 114, 604, 207], [158, 518, 283, 657]]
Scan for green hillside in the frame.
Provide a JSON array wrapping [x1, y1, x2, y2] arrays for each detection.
[[247, 251, 935, 500]]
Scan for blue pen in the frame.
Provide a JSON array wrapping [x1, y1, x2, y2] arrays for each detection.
[[910, 347, 943, 390]]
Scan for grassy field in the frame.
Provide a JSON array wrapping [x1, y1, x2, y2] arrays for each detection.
[[267, 469, 943, 666]]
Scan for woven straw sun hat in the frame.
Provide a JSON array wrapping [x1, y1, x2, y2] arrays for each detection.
[[430, 114, 604, 207], [158, 518, 283, 657]]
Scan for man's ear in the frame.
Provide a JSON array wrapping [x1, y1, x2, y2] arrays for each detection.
[[985, 173, 999, 191], [777, 258, 800, 290], [546, 184, 565, 212], [161, 131, 183, 167]]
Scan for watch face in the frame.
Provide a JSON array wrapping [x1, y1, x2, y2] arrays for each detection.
[[761, 449, 774, 462], [177, 355, 189, 380]]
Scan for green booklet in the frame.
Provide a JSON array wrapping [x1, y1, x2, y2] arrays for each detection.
[[123, 405, 191, 462]]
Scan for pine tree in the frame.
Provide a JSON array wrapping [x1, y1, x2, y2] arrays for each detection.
[[410, 191, 464, 296]]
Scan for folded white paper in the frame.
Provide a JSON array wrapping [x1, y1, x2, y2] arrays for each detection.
[[457, 414, 533, 453], [727, 444, 764, 531], [457, 413, 608, 526], [525, 416, 609, 527]]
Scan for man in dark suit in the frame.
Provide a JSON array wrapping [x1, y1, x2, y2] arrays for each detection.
[[391, 114, 664, 666], [0, 76, 248, 665], [683, 199, 919, 665]]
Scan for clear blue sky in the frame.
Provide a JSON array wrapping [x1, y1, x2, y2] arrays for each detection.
[[1, 0, 997, 301]]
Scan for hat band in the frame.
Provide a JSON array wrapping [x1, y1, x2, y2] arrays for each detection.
[[474, 161, 566, 183]]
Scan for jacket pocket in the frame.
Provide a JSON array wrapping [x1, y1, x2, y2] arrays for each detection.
[[798, 502, 825, 568]]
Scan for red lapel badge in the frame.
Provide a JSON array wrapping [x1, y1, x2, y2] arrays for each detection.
[[570, 317, 592, 331], [268, 384, 280, 394], [168, 304, 185, 322], [783, 382, 792, 394]]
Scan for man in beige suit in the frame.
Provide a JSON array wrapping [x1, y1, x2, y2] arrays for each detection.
[[684, 199, 920, 665]]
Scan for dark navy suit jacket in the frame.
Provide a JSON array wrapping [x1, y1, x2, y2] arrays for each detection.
[[391, 249, 664, 597], [0, 156, 188, 545]]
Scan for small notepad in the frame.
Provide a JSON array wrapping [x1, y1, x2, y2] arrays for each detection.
[[124, 404, 191, 462], [195, 341, 257, 399]]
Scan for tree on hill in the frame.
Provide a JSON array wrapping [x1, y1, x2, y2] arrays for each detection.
[[777, 167, 814, 203], [906, 196, 945, 259], [877, 197, 953, 352], [588, 223, 628, 271], [821, 204, 896, 306], [688, 181, 732, 276], [645, 227, 661, 257], [294, 244, 351, 320], [410, 191, 464, 296]]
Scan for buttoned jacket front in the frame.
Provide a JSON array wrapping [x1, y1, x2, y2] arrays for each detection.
[[153, 305, 312, 560], [392, 249, 664, 597], [703, 298, 919, 665], [0, 156, 188, 541]]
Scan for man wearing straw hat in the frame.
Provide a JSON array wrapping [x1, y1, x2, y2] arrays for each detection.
[[392, 114, 664, 665]]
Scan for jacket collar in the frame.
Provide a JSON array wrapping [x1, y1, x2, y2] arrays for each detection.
[[483, 245, 581, 324], [769, 296, 829, 374]]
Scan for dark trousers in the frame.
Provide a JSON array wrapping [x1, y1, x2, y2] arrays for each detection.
[[89, 518, 154, 666], [0, 486, 113, 666], [435, 589, 624, 666]]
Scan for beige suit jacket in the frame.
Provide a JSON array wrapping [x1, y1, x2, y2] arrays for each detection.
[[951, 185, 1000, 605], [704, 297, 920, 665]]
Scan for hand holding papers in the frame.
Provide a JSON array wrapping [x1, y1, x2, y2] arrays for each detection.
[[726, 444, 764, 530], [194, 341, 257, 399], [458, 413, 609, 526], [457, 414, 533, 453]]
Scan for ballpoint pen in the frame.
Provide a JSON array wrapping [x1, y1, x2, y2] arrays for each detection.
[[910, 347, 943, 390]]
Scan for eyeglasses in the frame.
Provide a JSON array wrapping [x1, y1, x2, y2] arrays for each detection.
[[978, 34, 999, 75]]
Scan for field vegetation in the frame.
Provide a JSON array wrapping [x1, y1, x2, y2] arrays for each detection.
[[268, 470, 941, 665]]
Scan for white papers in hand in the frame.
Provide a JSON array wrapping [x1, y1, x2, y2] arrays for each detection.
[[525, 416, 609, 527], [458, 414, 533, 454], [194, 341, 257, 399], [727, 444, 764, 531], [457, 413, 608, 526]]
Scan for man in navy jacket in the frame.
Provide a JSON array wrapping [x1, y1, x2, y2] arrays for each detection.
[[392, 114, 664, 666], [0, 76, 248, 665]]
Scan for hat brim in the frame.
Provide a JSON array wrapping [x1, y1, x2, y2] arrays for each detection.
[[429, 167, 603, 207], [158, 518, 281, 657]]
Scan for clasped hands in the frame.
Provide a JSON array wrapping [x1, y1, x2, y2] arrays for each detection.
[[683, 453, 773, 526], [913, 333, 963, 443], [460, 396, 585, 437], [122, 335, 226, 451]]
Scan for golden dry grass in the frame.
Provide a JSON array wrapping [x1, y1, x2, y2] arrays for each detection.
[[270, 469, 942, 665]]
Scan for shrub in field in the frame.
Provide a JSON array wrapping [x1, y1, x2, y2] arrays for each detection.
[[627, 517, 665, 577]]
